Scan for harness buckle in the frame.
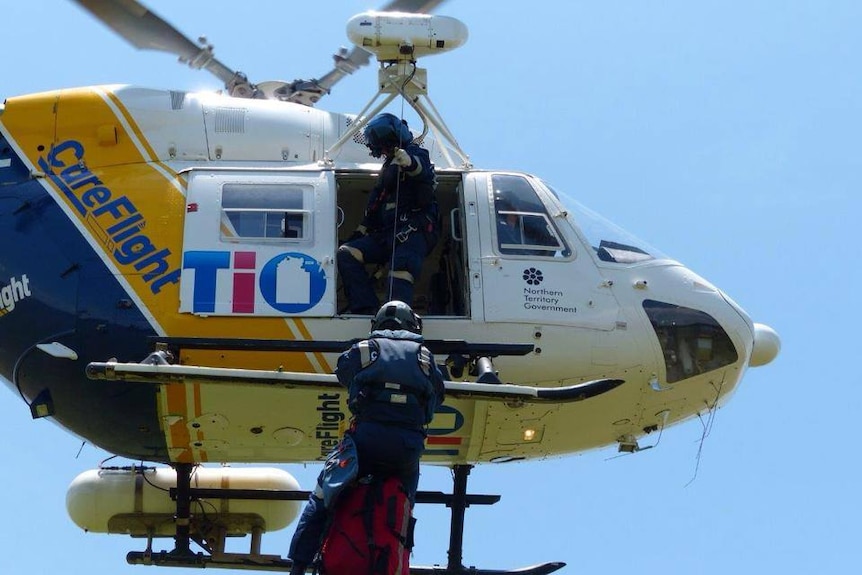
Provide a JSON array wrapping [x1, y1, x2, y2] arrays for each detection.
[[396, 223, 418, 243]]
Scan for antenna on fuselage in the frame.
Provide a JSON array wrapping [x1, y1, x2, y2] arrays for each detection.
[[324, 11, 471, 168]]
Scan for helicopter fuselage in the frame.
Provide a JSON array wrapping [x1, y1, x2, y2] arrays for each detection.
[[0, 85, 771, 465]]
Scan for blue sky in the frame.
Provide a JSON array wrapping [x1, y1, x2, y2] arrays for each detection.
[[1, 1, 859, 573]]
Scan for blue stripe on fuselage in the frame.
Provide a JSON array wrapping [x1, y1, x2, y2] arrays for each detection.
[[0, 171, 166, 460]]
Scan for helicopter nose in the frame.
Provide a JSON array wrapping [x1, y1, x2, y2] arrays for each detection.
[[749, 323, 780, 367]]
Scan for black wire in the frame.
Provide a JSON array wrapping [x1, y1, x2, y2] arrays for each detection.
[[386, 61, 420, 301], [140, 465, 172, 493], [98, 454, 119, 468], [686, 381, 723, 487]]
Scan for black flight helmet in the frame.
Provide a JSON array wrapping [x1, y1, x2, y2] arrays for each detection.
[[363, 113, 413, 158], [371, 300, 422, 334]]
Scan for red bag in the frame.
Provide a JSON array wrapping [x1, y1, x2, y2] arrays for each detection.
[[319, 475, 414, 575]]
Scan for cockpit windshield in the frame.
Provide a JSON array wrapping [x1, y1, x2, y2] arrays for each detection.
[[542, 181, 669, 263]]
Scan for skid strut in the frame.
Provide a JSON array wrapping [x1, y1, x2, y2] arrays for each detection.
[[448, 464, 472, 572], [412, 464, 564, 575], [174, 463, 193, 556], [127, 463, 564, 574]]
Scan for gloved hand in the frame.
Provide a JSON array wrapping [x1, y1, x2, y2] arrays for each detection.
[[390, 147, 412, 168], [346, 225, 367, 243]]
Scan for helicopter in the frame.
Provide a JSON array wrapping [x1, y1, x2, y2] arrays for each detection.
[[0, 1, 782, 574]]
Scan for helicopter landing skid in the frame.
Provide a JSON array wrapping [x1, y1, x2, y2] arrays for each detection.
[[126, 464, 564, 575], [125, 555, 563, 575], [411, 564, 565, 575], [411, 464, 566, 575]]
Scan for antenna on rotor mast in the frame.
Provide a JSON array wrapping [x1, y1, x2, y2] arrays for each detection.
[[324, 11, 471, 167]]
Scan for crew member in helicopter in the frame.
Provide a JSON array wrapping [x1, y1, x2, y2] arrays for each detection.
[[337, 113, 439, 314], [494, 192, 560, 257], [287, 300, 445, 575]]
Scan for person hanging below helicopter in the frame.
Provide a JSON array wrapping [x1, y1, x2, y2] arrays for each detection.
[[287, 300, 446, 575], [338, 113, 439, 314]]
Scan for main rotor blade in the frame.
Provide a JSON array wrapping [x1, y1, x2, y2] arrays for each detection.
[[380, 0, 448, 14], [73, 0, 449, 104], [72, 0, 240, 87]]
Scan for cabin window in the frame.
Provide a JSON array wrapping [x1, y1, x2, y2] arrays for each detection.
[[491, 174, 569, 257], [220, 184, 311, 241]]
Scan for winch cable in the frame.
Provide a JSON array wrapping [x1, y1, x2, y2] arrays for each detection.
[[386, 62, 419, 302]]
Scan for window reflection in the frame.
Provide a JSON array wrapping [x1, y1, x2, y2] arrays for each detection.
[[492, 174, 569, 258], [220, 184, 310, 241], [643, 300, 738, 383]]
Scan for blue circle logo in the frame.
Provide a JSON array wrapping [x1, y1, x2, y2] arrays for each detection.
[[259, 253, 326, 313]]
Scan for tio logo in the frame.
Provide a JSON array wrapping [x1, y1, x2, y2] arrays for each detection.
[[183, 251, 326, 314]]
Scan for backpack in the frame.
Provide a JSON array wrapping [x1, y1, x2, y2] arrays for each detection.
[[318, 475, 414, 575]]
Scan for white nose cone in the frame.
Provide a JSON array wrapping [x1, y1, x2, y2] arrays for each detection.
[[750, 323, 781, 367]]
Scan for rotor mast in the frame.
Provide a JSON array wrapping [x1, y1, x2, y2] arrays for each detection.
[[324, 12, 471, 168]]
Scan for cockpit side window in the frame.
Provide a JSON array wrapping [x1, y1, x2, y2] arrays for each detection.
[[491, 174, 570, 258], [220, 184, 311, 241]]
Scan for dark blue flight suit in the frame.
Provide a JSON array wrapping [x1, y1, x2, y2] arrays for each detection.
[[287, 329, 445, 572], [337, 144, 438, 312]]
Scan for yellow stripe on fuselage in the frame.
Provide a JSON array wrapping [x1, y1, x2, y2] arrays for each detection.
[[2, 87, 321, 462], [293, 318, 332, 373], [101, 89, 161, 163], [164, 383, 192, 463], [1, 87, 313, 362]]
